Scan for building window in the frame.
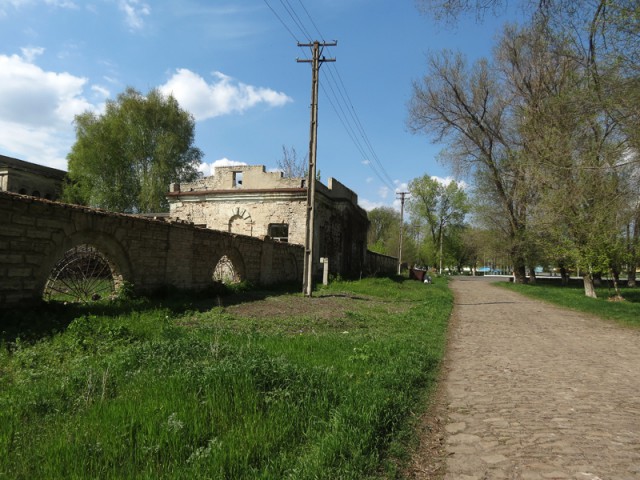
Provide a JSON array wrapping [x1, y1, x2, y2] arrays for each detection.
[[268, 223, 289, 242], [232, 171, 243, 187]]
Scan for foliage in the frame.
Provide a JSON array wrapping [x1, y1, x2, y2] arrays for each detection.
[[408, 1, 640, 294], [64, 87, 202, 213], [366, 207, 401, 257], [407, 174, 469, 272], [0, 277, 451, 479]]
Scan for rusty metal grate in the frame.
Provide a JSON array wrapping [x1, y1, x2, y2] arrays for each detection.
[[43, 245, 116, 303]]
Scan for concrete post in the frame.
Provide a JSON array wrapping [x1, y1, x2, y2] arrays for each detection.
[[320, 257, 329, 285]]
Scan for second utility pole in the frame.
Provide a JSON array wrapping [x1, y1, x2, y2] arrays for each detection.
[[298, 40, 336, 297], [397, 191, 409, 275]]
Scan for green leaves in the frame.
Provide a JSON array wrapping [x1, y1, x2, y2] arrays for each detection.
[[64, 87, 202, 213]]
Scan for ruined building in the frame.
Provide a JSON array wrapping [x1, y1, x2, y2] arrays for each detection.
[[167, 165, 371, 279], [0, 154, 66, 200]]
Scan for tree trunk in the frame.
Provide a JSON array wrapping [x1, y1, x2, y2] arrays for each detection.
[[610, 268, 623, 299], [560, 266, 570, 286], [628, 266, 637, 288], [593, 272, 602, 287], [513, 263, 527, 284], [528, 266, 537, 285], [583, 273, 598, 298]]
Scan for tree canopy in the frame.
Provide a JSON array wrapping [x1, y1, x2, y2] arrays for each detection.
[[409, 0, 640, 296], [64, 87, 203, 213]]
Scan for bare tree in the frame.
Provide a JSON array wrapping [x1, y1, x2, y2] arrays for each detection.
[[276, 145, 307, 178], [408, 51, 533, 282]]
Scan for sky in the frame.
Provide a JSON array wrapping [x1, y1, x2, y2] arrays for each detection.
[[0, 0, 518, 211]]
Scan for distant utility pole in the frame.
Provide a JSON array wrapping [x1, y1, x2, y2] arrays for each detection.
[[297, 40, 336, 297], [397, 192, 409, 275]]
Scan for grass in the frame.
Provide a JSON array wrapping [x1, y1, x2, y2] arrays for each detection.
[[0, 276, 451, 479], [499, 281, 640, 328]]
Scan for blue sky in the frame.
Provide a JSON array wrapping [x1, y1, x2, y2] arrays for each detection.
[[0, 0, 515, 210]]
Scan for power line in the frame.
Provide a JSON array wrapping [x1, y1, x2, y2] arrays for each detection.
[[263, 0, 397, 192], [263, 0, 299, 42], [279, 0, 313, 42]]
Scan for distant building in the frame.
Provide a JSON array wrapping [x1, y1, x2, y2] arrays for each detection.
[[167, 165, 370, 279], [0, 155, 66, 201]]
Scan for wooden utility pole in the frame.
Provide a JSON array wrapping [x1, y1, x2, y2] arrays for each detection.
[[397, 191, 409, 275], [297, 40, 336, 297]]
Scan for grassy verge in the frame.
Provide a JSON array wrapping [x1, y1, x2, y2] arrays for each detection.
[[498, 281, 640, 328], [0, 276, 451, 479]]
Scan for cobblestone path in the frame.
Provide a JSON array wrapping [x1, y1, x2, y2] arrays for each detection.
[[441, 277, 640, 480]]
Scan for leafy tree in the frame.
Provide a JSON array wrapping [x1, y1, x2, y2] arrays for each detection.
[[407, 175, 469, 274], [367, 207, 401, 257], [64, 87, 202, 213], [406, 53, 534, 280]]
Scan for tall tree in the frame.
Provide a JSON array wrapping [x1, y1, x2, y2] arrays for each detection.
[[64, 87, 202, 213], [367, 206, 402, 257], [407, 52, 534, 281], [407, 175, 469, 273]]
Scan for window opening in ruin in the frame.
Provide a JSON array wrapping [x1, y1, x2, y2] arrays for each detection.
[[268, 223, 289, 242], [43, 244, 119, 303], [232, 171, 243, 187], [213, 255, 240, 284]]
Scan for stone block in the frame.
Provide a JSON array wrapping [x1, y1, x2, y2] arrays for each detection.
[[8, 267, 33, 278], [0, 253, 24, 264]]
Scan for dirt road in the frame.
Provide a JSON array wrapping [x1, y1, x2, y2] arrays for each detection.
[[416, 276, 640, 479]]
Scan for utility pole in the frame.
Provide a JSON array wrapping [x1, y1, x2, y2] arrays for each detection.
[[298, 40, 336, 297], [397, 191, 409, 275]]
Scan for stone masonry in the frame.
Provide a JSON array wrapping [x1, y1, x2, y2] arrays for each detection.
[[167, 165, 371, 279], [0, 191, 303, 306]]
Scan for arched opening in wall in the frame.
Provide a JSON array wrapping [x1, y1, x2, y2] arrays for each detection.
[[43, 244, 121, 303], [212, 255, 241, 284]]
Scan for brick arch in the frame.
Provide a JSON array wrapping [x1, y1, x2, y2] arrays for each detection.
[[35, 230, 132, 297], [210, 246, 246, 283], [228, 207, 253, 236]]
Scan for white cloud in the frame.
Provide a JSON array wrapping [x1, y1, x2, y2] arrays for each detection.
[[0, 50, 99, 170], [119, 0, 150, 30], [431, 175, 468, 189], [20, 46, 44, 62], [0, 0, 76, 16], [159, 69, 292, 121], [359, 198, 387, 211], [394, 181, 409, 193], [199, 158, 247, 177], [378, 186, 390, 199], [91, 84, 110, 98]]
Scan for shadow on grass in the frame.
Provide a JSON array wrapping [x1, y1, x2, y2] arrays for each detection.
[[0, 281, 303, 346]]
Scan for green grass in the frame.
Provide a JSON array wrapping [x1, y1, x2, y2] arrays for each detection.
[[499, 281, 640, 327], [0, 276, 451, 479]]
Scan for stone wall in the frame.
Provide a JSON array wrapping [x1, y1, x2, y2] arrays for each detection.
[[365, 250, 398, 276], [0, 192, 303, 306]]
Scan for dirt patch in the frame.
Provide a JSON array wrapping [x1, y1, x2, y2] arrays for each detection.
[[220, 291, 405, 321]]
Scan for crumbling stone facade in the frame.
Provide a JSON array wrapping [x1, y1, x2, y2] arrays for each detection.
[[167, 165, 370, 279], [0, 155, 66, 200]]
